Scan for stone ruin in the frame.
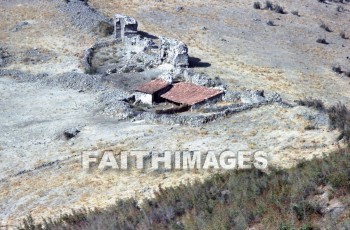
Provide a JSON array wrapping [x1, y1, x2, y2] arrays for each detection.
[[114, 14, 138, 41], [112, 14, 189, 68], [80, 13, 282, 126], [160, 37, 189, 68]]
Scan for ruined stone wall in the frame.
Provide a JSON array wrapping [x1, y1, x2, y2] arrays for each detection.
[[160, 37, 189, 68], [134, 92, 153, 105], [114, 14, 138, 41]]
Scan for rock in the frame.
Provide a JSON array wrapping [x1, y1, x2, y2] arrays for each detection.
[[326, 199, 347, 219], [158, 72, 174, 84], [58, 0, 111, 35], [106, 68, 117, 74], [241, 90, 266, 104], [176, 6, 184, 12], [63, 128, 80, 140], [11, 21, 30, 32]]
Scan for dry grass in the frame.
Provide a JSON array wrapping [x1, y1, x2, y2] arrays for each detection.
[[0, 1, 94, 73], [20, 147, 350, 229]]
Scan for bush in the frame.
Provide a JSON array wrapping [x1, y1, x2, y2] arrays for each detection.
[[253, 2, 261, 9], [320, 22, 332, 32], [265, 0, 274, 10], [328, 103, 350, 143], [291, 10, 300, 16], [340, 31, 349, 39], [328, 103, 348, 129], [332, 65, 343, 74], [267, 20, 275, 26], [337, 5, 345, 12], [305, 125, 316, 130], [95, 21, 114, 37], [262, 1, 287, 14], [20, 147, 350, 229], [274, 5, 287, 14], [296, 98, 325, 111], [298, 100, 350, 144], [316, 38, 329, 44], [84, 67, 97, 75]]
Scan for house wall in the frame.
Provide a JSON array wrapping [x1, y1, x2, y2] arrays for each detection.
[[134, 92, 153, 105], [191, 93, 224, 110]]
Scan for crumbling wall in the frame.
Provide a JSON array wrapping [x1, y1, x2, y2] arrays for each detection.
[[114, 14, 138, 41], [160, 37, 189, 68]]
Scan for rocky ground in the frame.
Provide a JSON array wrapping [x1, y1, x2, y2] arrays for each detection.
[[0, 0, 348, 226]]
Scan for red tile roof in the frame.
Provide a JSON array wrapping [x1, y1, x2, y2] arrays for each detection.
[[135, 79, 169, 94], [160, 82, 223, 105]]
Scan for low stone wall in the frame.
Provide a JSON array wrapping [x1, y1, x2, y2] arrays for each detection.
[[155, 104, 190, 114], [82, 38, 119, 73], [118, 90, 284, 126]]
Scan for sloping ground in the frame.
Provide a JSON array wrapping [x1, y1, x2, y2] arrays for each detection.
[[0, 0, 94, 74], [20, 148, 350, 229], [90, 0, 350, 105], [0, 76, 340, 225]]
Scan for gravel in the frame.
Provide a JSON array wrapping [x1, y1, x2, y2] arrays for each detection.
[[56, 0, 112, 35]]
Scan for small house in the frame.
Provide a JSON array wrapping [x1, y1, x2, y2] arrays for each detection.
[[134, 79, 170, 105], [160, 82, 224, 108]]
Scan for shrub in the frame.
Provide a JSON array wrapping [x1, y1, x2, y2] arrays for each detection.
[[332, 65, 343, 74], [298, 100, 350, 144], [328, 103, 348, 130], [337, 5, 345, 12], [265, 0, 274, 10], [20, 146, 350, 229], [95, 21, 114, 37], [253, 2, 261, 9], [340, 31, 349, 39], [267, 20, 275, 26], [291, 10, 300, 16], [274, 4, 287, 14], [304, 125, 316, 130], [328, 171, 350, 189], [316, 38, 329, 44], [320, 22, 332, 32], [135, 66, 144, 72], [84, 67, 97, 75], [328, 103, 350, 143], [296, 98, 326, 111]]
